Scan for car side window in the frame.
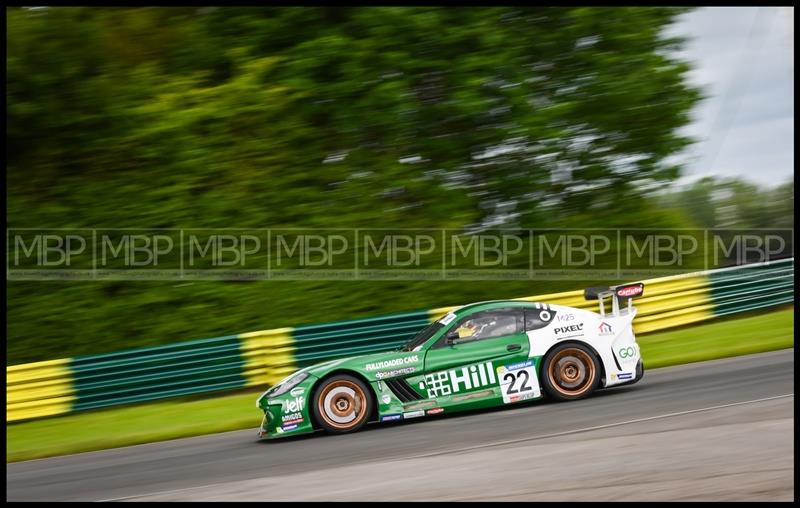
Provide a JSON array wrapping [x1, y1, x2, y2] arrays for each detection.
[[450, 309, 524, 343], [524, 307, 557, 331]]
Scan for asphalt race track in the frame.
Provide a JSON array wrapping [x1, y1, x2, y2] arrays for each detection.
[[7, 349, 794, 501]]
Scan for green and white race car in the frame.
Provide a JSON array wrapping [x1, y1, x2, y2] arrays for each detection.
[[256, 283, 645, 438]]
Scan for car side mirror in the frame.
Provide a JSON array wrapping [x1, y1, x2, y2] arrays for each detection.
[[445, 330, 460, 345]]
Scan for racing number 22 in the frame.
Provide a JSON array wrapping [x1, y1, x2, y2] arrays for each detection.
[[499, 361, 541, 403], [503, 370, 532, 395]]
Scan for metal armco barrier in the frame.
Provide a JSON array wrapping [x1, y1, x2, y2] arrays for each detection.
[[7, 258, 794, 422]]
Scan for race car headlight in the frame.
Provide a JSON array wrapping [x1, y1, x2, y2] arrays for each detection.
[[266, 371, 309, 398]]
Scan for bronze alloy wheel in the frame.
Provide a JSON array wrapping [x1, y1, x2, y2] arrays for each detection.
[[316, 378, 369, 431], [547, 347, 597, 398]]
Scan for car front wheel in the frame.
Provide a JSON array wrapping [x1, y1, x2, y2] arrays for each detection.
[[312, 374, 372, 434]]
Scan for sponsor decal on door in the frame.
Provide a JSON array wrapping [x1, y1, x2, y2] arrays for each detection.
[[419, 361, 497, 399]]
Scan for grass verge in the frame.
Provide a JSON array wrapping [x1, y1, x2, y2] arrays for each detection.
[[7, 308, 793, 463]]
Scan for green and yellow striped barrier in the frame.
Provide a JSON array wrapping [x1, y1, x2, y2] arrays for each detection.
[[240, 328, 297, 387], [7, 258, 794, 422], [7, 359, 76, 422]]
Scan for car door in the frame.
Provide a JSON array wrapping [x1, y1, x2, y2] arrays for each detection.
[[422, 308, 532, 406]]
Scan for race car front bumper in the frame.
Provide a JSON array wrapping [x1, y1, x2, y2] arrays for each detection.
[[256, 377, 317, 439]]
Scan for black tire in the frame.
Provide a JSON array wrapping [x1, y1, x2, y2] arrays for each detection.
[[541, 342, 601, 401], [311, 374, 373, 434]]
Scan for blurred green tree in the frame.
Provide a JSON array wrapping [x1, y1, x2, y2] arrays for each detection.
[[8, 6, 701, 229], [7, 7, 732, 363], [660, 177, 795, 229]]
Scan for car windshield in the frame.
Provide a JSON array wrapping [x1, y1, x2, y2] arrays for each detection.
[[398, 321, 444, 352]]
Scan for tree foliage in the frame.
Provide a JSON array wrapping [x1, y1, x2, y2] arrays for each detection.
[[660, 177, 794, 229], [7, 7, 718, 363], [8, 6, 701, 229]]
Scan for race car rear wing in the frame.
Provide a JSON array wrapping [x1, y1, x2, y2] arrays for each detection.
[[584, 282, 644, 317]]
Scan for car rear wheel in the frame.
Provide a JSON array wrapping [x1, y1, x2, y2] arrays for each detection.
[[542, 343, 601, 401], [312, 374, 372, 434]]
